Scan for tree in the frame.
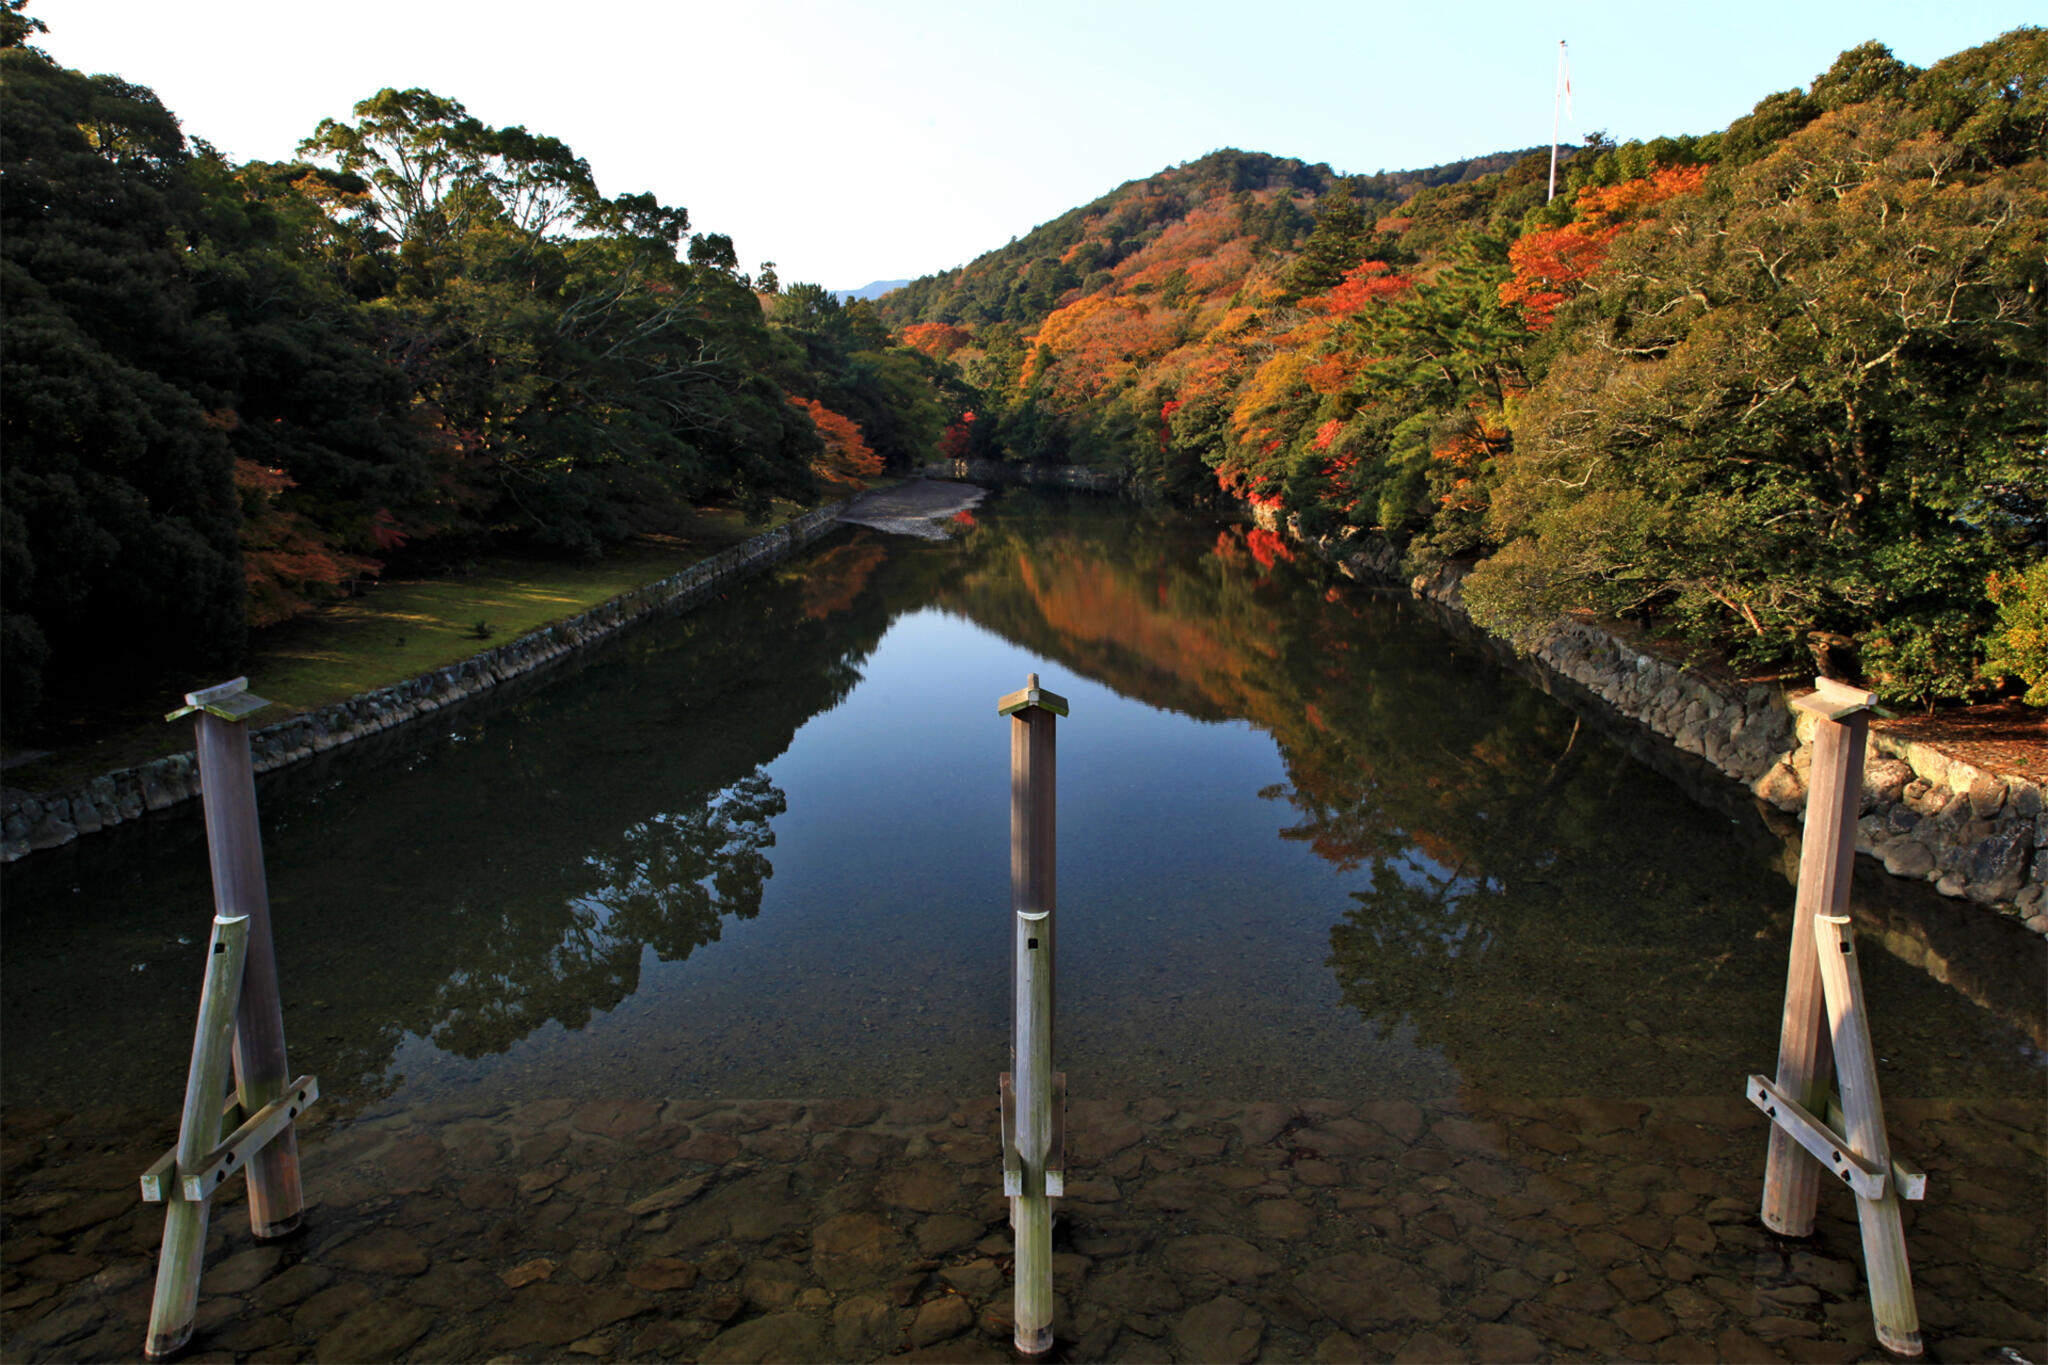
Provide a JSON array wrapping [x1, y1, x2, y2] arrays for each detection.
[[0, 50, 244, 728], [787, 395, 881, 486], [1471, 99, 2046, 700], [1, 0, 46, 52]]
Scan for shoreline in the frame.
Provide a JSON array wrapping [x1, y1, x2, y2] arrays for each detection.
[[1253, 505, 2046, 932], [0, 502, 852, 862]]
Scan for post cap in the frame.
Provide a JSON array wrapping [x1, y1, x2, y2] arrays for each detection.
[[998, 671, 1069, 718], [1790, 676, 1878, 722], [165, 677, 271, 724]]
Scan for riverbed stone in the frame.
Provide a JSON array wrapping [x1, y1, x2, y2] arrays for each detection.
[[1163, 1234, 1280, 1284], [909, 1293, 974, 1346], [249, 1261, 330, 1312], [704, 1311, 827, 1363], [742, 1257, 806, 1310], [198, 1244, 282, 1296], [626, 1173, 710, 1216], [330, 1226, 428, 1276], [880, 1161, 957, 1213], [812, 1211, 905, 1289], [832, 1294, 894, 1356], [458, 1173, 517, 1210], [574, 1098, 659, 1140], [915, 1212, 984, 1257], [1297, 1253, 1442, 1331], [1089, 1265, 1185, 1317], [484, 1284, 653, 1349], [318, 1301, 435, 1361], [407, 1259, 501, 1312], [625, 1256, 699, 1293], [1173, 1295, 1263, 1363], [295, 1280, 375, 1335], [939, 1258, 1002, 1298]]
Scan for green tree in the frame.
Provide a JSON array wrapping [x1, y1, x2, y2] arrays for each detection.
[[0, 49, 244, 728], [1470, 99, 2046, 701]]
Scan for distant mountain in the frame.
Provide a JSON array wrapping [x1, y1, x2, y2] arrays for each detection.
[[831, 279, 911, 303]]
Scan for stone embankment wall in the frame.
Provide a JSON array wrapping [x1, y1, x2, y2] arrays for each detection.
[[1, 504, 847, 862], [1272, 513, 2046, 933]]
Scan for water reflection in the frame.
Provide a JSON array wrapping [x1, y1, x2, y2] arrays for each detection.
[[933, 498, 2044, 1097], [1, 491, 2040, 1120]]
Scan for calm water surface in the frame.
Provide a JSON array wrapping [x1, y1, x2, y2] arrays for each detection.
[[3, 489, 2041, 1362]]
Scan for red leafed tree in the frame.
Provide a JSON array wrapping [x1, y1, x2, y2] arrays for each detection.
[[901, 322, 972, 359], [234, 458, 384, 627], [788, 395, 883, 487], [1301, 260, 1414, 314], [1501, 165, 1709, 328], [940, 410, 976, 460], [1500, 223, 1620, 328]]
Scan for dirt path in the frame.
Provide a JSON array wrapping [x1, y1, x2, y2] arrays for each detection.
[[838, 479, 987, 539]]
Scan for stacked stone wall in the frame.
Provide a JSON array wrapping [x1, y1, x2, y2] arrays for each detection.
[[1279, 513, 2045, 931], [1, 504, 847, 861]]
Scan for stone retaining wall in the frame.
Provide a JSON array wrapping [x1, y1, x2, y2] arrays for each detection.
[[1274, 513, 2046, 932], [0, 504, 848, 862]]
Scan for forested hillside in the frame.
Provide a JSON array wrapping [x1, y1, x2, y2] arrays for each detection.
[[0, 10, 963, 732], [4, 7, 2042, 732], [881, 33, 2047, 708]]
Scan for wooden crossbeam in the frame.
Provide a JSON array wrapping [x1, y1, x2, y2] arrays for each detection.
[[1745, 1075, 1887, 1198], [1745, 1077, 1928, 1202], [140, 1077, 320, 1204]]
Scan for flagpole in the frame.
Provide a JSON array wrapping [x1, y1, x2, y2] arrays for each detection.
[[1548, 40, 1566, 201]]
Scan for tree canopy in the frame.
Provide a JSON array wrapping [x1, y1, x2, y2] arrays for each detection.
[[0, 34, 960, 733]]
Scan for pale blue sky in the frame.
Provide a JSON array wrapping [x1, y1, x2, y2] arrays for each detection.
[[39, 1, 2039, 290]]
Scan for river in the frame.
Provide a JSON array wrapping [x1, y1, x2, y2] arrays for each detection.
[[2, 488, 2041, 1361]]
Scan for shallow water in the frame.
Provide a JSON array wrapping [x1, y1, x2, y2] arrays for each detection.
[[2, 489, 2042, 1362]]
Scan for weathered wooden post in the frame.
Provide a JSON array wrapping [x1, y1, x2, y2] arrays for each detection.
[[143, 913, 247, 1358], [171, 678, 305, 1240], [998, 673, 1067, 1358], [1745, 677, 1925, 1358]]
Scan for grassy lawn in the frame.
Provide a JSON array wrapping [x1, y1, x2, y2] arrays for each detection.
[[3, 498, 838, 794]]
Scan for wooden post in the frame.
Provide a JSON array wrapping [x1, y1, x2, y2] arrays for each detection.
[[998, 672, 1068, 1359], [172, 680, 304, 1239], [1746, 677, 1925, 1358], [1760, 678, 1867, 1237], [145, 914, 249, 1360], [1813, 914, 1921, 1356]]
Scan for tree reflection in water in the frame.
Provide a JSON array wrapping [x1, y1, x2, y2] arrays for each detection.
[[417, 771, 788, 1061]]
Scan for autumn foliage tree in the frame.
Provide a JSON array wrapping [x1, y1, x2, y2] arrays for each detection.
[[788, 396, 883, 487]]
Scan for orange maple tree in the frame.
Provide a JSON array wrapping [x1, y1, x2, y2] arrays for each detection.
[[901, 322, 972, 359], [788, 395, 883, 487], [1501, 165, 1708, 328], [1301, 260, 1414, 314]]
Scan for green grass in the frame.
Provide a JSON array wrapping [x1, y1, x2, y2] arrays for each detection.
[[248, 548, 706, 712], [3, 499, 829, 793]]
